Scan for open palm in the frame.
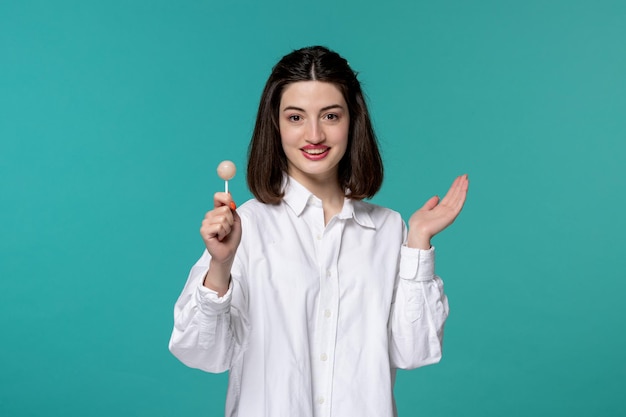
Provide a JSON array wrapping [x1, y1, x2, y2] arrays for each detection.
[[408, 174, 469, 248]]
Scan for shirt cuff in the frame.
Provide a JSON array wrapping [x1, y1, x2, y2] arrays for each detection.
[[194, 281, 233, 315], [399, 245, 435, 281]]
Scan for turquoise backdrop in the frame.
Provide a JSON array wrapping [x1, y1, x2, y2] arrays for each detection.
[[1, 0, 625, 416]]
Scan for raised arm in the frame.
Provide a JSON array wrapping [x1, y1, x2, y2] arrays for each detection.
[[200, 192, 242, 296], [169, 192, 246, 373], [389, 174, 468, 369]]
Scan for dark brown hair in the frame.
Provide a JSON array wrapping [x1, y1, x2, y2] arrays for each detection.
[[247, 46, 383, 204]]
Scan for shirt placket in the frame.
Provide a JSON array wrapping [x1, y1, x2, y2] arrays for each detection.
[[312, 217, 343, 417]]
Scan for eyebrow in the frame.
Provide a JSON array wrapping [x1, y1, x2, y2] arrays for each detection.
[[282, 104, 345, 113]]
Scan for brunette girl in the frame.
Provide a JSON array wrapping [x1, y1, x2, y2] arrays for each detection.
[[170, 45, 468, 417]]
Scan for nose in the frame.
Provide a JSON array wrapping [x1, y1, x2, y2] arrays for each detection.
[[306, 120, 325, 144]]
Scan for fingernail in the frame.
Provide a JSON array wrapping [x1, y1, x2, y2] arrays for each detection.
[[230, 201, 237, 210]]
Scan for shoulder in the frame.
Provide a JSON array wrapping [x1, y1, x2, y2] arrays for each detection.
[[237, 197, 266, 213], [352, 199, 404, 228], [235, 198, 266, 220], [353, 199, 400, 217]]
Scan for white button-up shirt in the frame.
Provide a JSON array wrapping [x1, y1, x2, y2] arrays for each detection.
[[169, 177, 449, 417]]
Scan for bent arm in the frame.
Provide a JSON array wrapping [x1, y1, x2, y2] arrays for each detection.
[[169, 251, 248, 373], [389, 246, 449, 369]]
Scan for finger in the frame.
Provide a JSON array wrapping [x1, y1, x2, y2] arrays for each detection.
[[421, 195, 440, 211], [444, 174, 468, 214], [204, 205, 234, 223], [439, 175, 461, 207], [200, 222, 216, 241], [455, 174, 469, 206], [447, 174, 469, 207], [213, 222, 232, 241], [231, 206, 242, 225], [213, 192, 236, 210], [201, 211, 234, 240], [203, 221, 233, 242]]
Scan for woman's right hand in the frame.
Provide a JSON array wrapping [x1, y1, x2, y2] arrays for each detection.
[[199, 192, 242, 294]]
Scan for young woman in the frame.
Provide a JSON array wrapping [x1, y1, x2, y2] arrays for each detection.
[[169, 46, 468, 417]]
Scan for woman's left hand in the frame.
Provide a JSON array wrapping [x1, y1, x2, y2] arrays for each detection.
[[407, 174, 469, 249]]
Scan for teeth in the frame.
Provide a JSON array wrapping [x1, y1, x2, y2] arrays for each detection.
[[303, 148, 327, 155]]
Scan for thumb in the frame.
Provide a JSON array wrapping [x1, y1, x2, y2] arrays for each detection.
[[421, 195, 440, 211]]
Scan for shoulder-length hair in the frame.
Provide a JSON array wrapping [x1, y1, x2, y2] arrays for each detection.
[[247, 45, 384, 204]]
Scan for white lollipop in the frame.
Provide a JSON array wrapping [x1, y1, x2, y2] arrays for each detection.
[[217, 160, 236, 193]]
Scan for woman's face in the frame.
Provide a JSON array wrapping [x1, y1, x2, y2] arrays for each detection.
[[278, 81, 350, 188]]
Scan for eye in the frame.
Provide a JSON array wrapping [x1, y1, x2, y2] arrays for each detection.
[[288, 115, 302, 122], [324, 113, 339, 121]]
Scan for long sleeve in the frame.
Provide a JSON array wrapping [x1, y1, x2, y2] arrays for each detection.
[[388, 245, 450, 369], [169, 184, 454, 416], [168, 250, 249, 373]]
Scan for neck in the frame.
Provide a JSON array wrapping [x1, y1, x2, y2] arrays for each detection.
[[290, 173, 345, 225], [319, 187, 345, 225]]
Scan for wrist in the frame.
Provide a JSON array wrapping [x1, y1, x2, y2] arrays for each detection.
[[203, 259, 233, 295], [407, 234, 432, 250]]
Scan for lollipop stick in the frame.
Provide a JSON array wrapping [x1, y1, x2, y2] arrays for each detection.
[[225, 180, 229, 194]]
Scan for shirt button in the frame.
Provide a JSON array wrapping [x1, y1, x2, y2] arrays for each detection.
[[316, 234, 322, 240], [326, 270, 331, 277], [320, 353, 328, 361], [324, 309, 331, 318], [317, 397, 325, 405]]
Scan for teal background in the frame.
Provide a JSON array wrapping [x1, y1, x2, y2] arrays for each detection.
[[1, 0, 625, 416]]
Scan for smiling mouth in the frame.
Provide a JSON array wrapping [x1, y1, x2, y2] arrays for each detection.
[[302, 147, 329, 155]]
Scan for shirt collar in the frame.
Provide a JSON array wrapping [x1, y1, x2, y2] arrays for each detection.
[[282, 176, 376, 229]]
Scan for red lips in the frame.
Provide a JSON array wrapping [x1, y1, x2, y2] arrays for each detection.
[[301, 145, 330, 160]]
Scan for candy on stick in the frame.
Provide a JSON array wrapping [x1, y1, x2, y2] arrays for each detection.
[[217, 160, 237, 210]]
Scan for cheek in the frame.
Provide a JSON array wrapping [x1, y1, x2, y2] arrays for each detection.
[[279, 126, 299, 147], [336, 125, 350, 147]]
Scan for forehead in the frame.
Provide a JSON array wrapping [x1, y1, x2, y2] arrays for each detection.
[[280, 81, 346, 108]]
